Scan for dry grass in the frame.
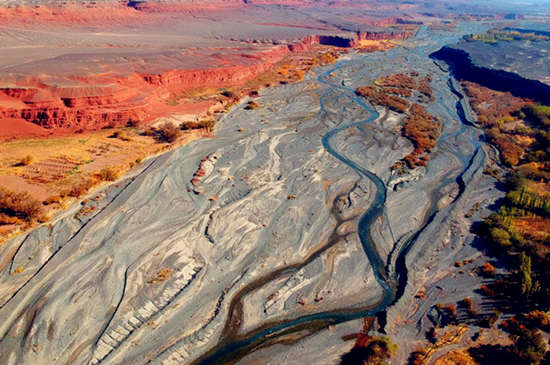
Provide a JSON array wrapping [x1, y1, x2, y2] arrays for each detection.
[[0, 127, 204, 242]]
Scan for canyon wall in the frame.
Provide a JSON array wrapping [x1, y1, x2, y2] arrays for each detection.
[[0, 31, 412, 133], [431, 46, 550, 105]]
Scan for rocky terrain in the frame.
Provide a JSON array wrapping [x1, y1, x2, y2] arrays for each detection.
[[1, 1, 549, 365], [0, 0, 419, 243], [0, 32, 413, 133]]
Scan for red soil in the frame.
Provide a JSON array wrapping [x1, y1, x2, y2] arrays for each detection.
[[0, 2, 247, 27], [0, 1, 417, 28], [0, 118, 50, 140]]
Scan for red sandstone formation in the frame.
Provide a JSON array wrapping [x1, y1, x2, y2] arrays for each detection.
[[0, 1, 248, 27], [356, 31, 413, 42], [0, 45, 293, 132], [0, 30, 412, 135]]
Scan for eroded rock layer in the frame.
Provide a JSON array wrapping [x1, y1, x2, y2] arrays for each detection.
[[0, 32, 411, 132]]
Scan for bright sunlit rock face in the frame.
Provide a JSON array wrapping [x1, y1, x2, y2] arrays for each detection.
[[0, 1, 549, 365]]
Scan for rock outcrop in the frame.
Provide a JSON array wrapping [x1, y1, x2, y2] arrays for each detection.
[[431, 46, 550, 105]]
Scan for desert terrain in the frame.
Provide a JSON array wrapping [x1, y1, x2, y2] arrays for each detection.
[[0, 1, 549, 365]]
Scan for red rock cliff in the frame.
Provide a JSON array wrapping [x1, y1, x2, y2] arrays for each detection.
[[0, 30, 411, 133]]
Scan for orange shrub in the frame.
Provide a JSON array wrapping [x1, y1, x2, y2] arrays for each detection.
[[19, 155, 34, 166], [97, 167, 120, 182], [245, 101, 259, 110], [480, 262, 496, 276], [67, 177, 98, 198], [0, 187, 44, 222], [402, 104, 441, 167]]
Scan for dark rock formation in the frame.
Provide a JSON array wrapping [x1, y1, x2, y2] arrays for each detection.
[[431, 46, 550, 105]]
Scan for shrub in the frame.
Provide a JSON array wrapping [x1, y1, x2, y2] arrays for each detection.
[[525, 310, 550, 331], [180, 119, 215, 132], [245, 101, 259, 110], [143, 127, 156, 137], [43, 195, 63, 205], [155, 122, 181, 143], [355, 86, 410, 113], [480, 284, 495, 297], [148, 268, 173, 284], [489, 227, 512, 247], [0, 187, 44, 222], [16, 155, 34, 166], [480, 262, 496, 277], [0, 213, 20, 225], [524, 104, 550, 127], [426, 327, 437, 343], [512, 328, 546, 364], [126, 119, 140, 127], [68, 178, 97, 198], [340, 336, 398, 365], [97, 167, 119, 182], [408, 350, 427, 365], [460, 297, 477, 316], [461, 297, 474, 309], [220, 90, 236, 98], [109, 131, 132, 141]]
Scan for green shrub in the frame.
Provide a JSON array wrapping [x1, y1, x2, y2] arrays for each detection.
[[489, 227, 512, 247]]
